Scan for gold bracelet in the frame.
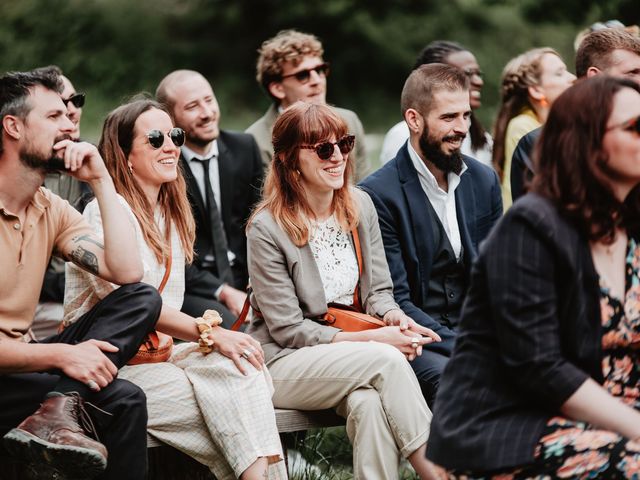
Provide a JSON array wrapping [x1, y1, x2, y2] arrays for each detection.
[[195, 309, 223, 354]]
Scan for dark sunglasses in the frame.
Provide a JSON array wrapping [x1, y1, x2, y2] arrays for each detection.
[[63, 93, 85, 109], [146, 128, 185, 149], [607, 116, 640, 135], [300, 134, 355, 160], [281, 62, 330, 84]]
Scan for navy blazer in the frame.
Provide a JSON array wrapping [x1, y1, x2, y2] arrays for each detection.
[[426, 193, 602, 471], [359, 142, 502, 339], [181, 130, 263, 292]]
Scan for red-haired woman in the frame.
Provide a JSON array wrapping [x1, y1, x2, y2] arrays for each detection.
[[63, 99, 286, 480], [246, 101, 441, 479], [427, 76, 640, 477]]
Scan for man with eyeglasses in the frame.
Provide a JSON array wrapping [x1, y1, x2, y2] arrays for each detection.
[[511, 28, 640, 202], [246, 29, 370, 180], [32, 66, 92, 341], [156, 70, 263, 328], [360, 64, 502, 407]]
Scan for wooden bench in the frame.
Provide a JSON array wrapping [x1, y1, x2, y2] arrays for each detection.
[[3, 408, 346, 479]]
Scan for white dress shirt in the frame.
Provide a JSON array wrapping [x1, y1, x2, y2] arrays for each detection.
[[182, 142, 221, 213], [407, 141, 467, 260], [181, 141, 235, 285]]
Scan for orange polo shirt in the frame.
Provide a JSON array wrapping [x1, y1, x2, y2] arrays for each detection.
[[0, 187, 93, 340]]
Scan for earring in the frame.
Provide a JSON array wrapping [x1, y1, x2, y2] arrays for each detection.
[[295, 169, 301, 175], [128, 164, 133, 174], [539, 95, 549, 108]]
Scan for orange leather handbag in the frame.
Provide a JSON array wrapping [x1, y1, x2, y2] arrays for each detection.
[[320, 227, 385, 331], [231, 226, 385, 332]]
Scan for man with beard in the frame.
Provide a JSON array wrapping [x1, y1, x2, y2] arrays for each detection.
[[156, 70, 263, 328], [359, 64, 502, 406], [0, 69, 161, 478]]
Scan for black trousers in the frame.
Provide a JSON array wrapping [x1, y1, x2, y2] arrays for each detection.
[[409, 327, 456, 407], [0, 282, 162, 480]]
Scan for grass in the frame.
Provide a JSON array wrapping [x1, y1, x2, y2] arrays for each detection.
[[287, 427, 419, 480]]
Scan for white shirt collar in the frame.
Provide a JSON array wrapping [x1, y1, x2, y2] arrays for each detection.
[[406, 141, 467, 194], [182, 140, 219, 162]]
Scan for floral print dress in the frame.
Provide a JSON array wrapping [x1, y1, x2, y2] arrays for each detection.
[[450, 238, 640, 479]]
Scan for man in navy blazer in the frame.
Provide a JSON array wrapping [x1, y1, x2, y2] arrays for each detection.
[[360, 64, 501, 405]]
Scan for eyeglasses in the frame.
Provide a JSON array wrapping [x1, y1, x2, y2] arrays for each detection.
[[280, 63, 330, 84], [146, 128, 185, 149], [299, 134, 355, 160], [462, 68, 483, 79], [607, 115, 640, 135], [63, 93, 85, 109]]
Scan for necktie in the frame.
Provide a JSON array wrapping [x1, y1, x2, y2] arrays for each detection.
[[193, 157, 232, 283]]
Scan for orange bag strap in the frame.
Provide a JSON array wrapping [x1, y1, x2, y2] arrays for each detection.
[[351, 227, 364, 312], [158, 241, 173, 294], [145, 241, 173, 350], [231, 286, 253, 331]]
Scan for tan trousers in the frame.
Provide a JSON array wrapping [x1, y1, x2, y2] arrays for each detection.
[[269, 341, 432, 480]]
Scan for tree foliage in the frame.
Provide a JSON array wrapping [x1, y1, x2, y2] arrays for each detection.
[[0, 0, 634, 136]]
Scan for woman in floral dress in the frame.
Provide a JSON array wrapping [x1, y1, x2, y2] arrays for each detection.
[[426, 76, 640, 478]]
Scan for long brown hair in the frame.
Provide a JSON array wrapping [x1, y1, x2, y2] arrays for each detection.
[[492, 47, 559, 180], [98, 98, 195, 263], [249, 102, 359, 246], [531, 76, 640, 242]]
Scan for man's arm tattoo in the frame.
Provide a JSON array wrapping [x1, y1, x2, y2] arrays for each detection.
[[70, 246, 99, 275], [72, 234, 104, 249]]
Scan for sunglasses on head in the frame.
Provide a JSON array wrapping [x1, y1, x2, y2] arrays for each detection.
[[281, 62, 330, 84], [607, 116, 640, 136], [146, 128, 185, 149], [299, 134, 355, 160], [63, 93, 85, 109]]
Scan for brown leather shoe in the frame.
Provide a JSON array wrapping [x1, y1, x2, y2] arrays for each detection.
[[3, 392, 108, 478]]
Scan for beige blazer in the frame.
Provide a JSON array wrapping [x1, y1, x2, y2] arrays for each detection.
[[246, 188, 398, 364]]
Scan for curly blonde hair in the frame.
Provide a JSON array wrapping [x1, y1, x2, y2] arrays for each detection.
[[256, 30, 324, 102], [492, 47, 559, 180]]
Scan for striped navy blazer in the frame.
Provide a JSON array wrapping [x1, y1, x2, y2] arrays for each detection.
[[426, 193, 604, 471]]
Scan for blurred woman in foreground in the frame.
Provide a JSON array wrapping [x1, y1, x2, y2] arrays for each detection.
[[428, 76, 640, 478]]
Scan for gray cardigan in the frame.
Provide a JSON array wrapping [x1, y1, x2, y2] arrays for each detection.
[[246, 188, 399, 364]]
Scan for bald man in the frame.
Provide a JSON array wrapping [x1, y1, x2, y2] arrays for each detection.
[[156, 70, 263, 327]]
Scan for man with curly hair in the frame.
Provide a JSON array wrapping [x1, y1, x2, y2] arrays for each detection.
[[246, 29, 370, 180]]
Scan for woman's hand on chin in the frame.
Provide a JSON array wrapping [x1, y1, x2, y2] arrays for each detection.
[[209, 328, 264, 375]]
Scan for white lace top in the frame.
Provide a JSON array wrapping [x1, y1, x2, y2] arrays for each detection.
[[308, 215, 359, 305]]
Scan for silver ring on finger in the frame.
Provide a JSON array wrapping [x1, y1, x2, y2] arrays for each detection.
[[86, 379, 99, 391], [411, 340, 419, 349], [241, 349, 252, 359]]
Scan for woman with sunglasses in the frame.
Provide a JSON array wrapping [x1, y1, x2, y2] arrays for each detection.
[[246, 101, 440, 479], [63, 99, 286, 480], [427, 76, 640, 478]]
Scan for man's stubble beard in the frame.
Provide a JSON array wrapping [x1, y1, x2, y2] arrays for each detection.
[[19, 134, 74, 172]]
